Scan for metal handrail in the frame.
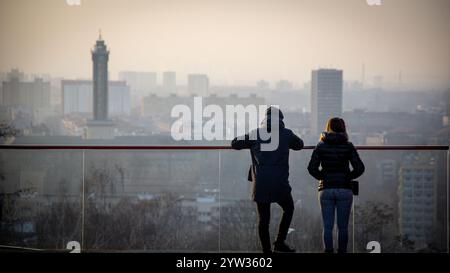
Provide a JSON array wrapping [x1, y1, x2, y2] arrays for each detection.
[[0, 145, 448, 150]]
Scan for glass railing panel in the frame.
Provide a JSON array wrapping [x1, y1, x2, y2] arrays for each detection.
[[353, 150, 448, 253], [218, 150, 328, 253], [0, 150, 83, 251], [82, 149, 221, 252]]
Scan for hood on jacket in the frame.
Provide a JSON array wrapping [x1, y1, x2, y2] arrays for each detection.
[[320, 132, 348, 144], [261, 107, 285, 132]]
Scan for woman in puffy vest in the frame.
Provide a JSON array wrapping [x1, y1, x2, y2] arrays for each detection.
[[308, 117, 365, 253]]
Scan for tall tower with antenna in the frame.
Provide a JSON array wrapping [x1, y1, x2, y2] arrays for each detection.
[[87, 31, 115, 139], [92, 30, 109, 121]]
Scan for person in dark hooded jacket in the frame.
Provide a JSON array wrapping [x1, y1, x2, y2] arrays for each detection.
[[231, 107, 304, 253], [308, 117, 365, 253]]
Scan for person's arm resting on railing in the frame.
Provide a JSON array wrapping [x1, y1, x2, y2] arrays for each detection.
[[289, 132, 304, 151], [231, 134, 255, 150]]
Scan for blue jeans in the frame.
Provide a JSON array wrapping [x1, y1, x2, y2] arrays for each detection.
[[319, 188, 353, 253]]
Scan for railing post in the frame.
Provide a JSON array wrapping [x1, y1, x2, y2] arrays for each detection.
[[81, 149, 85, 253], [352, 201, 355, 253], [218, 150, 221, 253], [447, 150, 449, 253]]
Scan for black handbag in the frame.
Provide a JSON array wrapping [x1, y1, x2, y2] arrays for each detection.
[[350, 181, 359, 196]]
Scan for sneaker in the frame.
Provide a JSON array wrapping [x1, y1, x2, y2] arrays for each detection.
[[273, 242, 296, 253]]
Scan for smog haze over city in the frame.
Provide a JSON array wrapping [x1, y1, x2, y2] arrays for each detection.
[[0, 0, 449, 260]]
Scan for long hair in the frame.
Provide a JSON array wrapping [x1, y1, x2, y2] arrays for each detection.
[[320, 117, 348, 141]]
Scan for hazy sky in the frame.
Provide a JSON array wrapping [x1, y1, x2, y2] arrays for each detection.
[[0, 0, 449, 89]]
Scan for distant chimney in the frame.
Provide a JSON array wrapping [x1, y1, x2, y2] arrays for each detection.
[[443, 116, 449, 127]]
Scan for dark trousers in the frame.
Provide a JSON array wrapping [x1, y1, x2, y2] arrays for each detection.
[[256, 194, 295, 251]]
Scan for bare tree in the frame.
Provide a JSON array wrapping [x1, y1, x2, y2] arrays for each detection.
[[0, 123, 19, 140]]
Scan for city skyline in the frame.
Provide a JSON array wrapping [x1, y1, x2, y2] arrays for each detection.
[[0, 0, 449, 90]]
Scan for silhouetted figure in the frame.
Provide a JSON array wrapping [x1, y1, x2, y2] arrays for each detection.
[[307, 117, 365, 253], [231, 107, 304, 253]]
